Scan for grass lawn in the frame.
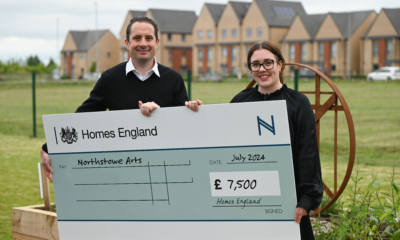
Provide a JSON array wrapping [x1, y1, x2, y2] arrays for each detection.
[[0, 79, 399, 239]]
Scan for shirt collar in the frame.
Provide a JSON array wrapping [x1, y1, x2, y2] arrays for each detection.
[[125, 57, 160, 77]]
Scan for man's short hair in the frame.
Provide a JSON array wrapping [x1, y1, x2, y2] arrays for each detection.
[[126, 16, 159, 42]]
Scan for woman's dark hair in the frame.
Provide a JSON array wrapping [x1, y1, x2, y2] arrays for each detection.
[[247, 41, 285, 84], [126, 16, 159, 42]]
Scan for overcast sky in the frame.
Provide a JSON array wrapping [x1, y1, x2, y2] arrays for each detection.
[[0, 0, 399, 65]]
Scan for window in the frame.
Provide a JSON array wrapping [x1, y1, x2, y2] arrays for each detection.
[[289, 44, 295, 60], [232, 47, 237, 62], [80, 52, 84, 59], [168, 33, 172, 41], [318, 43, 324, 59], [222, 29, 227, 38], [198, 30, 203, 39], [373, 63, 379, 71], [207, 67, 211, 73], [207, 48, 212, 62], [71, 52, 74, 59], [222, 47, 227, 57], [198, 67, 203, 75], [64, 53, 67, 64], [232, 66, 237, 75], [372, 41, 378, 58], [246, 46, 251, 55], [232, 29, 237, 38], [123, 51, 128, 61], [198, 48, 203, 62], [257, 27, 263, 37], [182, 50, 186, 57], [168, 50, 172, 63], [107, 52, 111, 58], [301, 43, 306, 60], [207, 30, 212, 39], [331, 42, 337, 59], [246, 28, 252, 37], [181, 34, 186, 42], [272, 6, 295, 17], [387, 40, 393, 58], [331, 64, 336, 72]]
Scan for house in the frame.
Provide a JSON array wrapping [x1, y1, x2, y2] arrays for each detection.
[[146, 9, 197, 75], [119, 10, 147, 63], [360, 8, 400, 74], [60, 30, 119, 78], [192, 3, 226, 76]]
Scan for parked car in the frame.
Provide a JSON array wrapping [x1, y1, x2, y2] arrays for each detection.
[[366, 67, 400, 81], [83, 72, 102, 81], [199, 73, 222, 82]]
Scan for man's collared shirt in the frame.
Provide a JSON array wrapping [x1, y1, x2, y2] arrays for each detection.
[[125, 58, 160, 81]]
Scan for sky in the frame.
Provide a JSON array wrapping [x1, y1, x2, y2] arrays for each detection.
[[0, 0, 399, 65]]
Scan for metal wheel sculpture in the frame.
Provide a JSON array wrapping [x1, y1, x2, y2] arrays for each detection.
[[245, 63, 356, 216]]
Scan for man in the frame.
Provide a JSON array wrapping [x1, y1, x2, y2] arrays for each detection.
[[41, 16, 202, 182]]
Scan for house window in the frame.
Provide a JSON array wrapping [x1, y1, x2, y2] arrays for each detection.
[[198, 30, 203, 39], [222, 29, 227, 38], [198, 67, 202, 75], [123, 51, 128, 61], [232, 47, 237, 62], [208, 48, 212, 62], [373, 63, 378, 70], [198, 48, 203, 62], [207, 67, 211, 73], [246, 46, 251, 55], [107, 52, 111, 58], [71, 52, 74, 59], [301, 43, 306, 60], [182, 50, 186, 57], [207, 30, 212, 39], [331, 42, 337, 59], [318, 43, 324, 59], [232, 29, 237, 38], [168, 33, 172, 41], [181, 34, 186, 42], [168, 50, 172, 63], [80, 52, 84, 59], [387, 40, 393, 58], [222, 47, 227, 57], [64, 53, 67, 64], [257, 27, 263, 37], [232, 66, 237, 75], [331, 64, 336, 72], [372, 41, 378, 58], [246, 28, 252, 37], [289, 44, 295, 60]]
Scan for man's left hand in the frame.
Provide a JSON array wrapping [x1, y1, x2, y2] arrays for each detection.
[[295, 207, 308, 224], [185, 99, 203, 112]]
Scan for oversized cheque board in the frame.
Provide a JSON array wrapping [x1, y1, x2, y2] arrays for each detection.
[[43, 101, 300, 239]]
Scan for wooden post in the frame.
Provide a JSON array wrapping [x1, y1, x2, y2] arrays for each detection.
[[40, 163, 51, 211]]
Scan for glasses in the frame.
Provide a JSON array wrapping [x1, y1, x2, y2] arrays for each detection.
[[250, 59, 275, 72]]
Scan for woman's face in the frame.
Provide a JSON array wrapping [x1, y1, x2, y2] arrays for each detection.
[[250, 49, 282, 94]]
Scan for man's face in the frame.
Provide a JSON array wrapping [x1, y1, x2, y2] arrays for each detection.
[[125, 22, 159, 64]]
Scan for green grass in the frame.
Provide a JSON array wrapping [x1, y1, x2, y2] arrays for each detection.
[[0, 79, 399, 239]]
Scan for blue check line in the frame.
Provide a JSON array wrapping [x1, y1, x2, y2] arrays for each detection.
[[49, 144, 290, 155]]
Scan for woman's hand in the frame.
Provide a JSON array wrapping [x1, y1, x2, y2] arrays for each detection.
[[295, 207, 308, 224]]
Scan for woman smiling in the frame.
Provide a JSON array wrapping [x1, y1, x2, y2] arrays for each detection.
[[231, 41, 323, 239]]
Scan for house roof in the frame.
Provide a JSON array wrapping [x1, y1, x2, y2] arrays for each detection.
[[255, 0, 306, 27], [205, 3, 226, 25], [229, 1, 251, 24], [330, 10, 373, 39], [383, 8, 400, 36], [148, 9, 197, 34], [129, 10, 147, 18], [70, 30, 108, 51], [298, 14, 326, 39]]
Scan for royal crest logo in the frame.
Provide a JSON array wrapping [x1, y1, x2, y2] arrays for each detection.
[[60, 127, 78, 144]]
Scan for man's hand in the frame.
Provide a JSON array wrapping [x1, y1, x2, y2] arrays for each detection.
[[139, 101, 160, 117], [185, 99, 203, 112], [41, 149, 53, 183], [295, 207, 308, 224]]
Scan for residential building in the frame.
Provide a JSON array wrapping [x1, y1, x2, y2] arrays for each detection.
[[360, 8, 400, 74], [60, 30, 119, 78], [119, 10, 147, 63], [146, 9, 197, 75], [192, 3, 225, 76]]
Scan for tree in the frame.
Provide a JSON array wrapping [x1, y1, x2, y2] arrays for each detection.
[[46, 58, 58, 70], [90, 61, 96, 73], [27, 55, 41, 66]]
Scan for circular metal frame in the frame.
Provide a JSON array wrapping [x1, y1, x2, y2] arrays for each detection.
[[245, 63, 356, 216]]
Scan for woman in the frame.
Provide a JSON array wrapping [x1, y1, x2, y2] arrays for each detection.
[[231, 41, 323, 239]]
